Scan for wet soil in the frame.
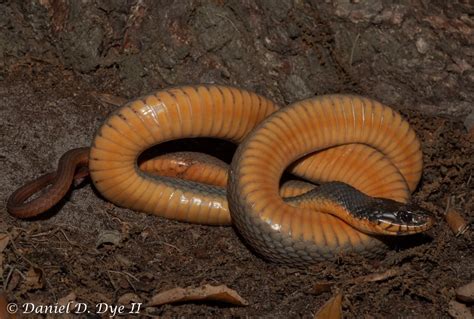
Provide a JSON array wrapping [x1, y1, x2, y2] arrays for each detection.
[[1, 1, 473, 318]]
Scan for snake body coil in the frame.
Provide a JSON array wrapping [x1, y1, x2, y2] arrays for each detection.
[[8, 85, 434, 265], [88, 85, 432, 264]]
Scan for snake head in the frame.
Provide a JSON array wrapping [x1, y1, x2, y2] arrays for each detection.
[[367, 199, 435, 235]]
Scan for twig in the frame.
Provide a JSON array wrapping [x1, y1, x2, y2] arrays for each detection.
[[349, 33, 360, 66]]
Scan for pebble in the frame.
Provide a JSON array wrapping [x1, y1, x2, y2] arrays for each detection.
[[416, 37, 429, 54]]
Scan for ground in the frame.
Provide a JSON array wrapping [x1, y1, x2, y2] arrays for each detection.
[[0, 1, 473, 318]]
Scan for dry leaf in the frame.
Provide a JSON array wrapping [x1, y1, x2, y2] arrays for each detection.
[[0, 234, 10, 253], [0, 291, 16, 319], [147, 284, 248, 307], [313, 268, 399, 294], [0, 254, 4, 279], [448, 300, 473, 319], [445, 208, 470, 236], [91, 92, 127, 107], [314, 292, 343, 319], [0, 292, 8, 317], [58, 292, 77, 306], [348, 268, 400, 284], [6, 271, 21, 292], [313, 282, 334, 295], [25, 267, 44, 290], [456, 281, 474, 303]]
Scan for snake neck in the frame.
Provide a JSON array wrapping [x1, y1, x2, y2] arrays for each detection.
[[289, 181, 433, 236], [287, 181, 428, 236]]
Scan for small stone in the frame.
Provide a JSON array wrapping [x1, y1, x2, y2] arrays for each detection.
[[416, 37, 429, 54]]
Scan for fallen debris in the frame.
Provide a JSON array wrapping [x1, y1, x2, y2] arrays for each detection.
[[57, 292, 77, 309], [0, 234, 10, 253], [346, 268, 400, 285], [314, 292, 343, 319], [118, 292, 142, 305], [313, 282, 334, 295], [448, 300, 473, 319], [24, 267, 44, 291], [96, 230, 123, 248], [445, 209, 470, 236], [456, 281, 474, 304], [0, 234, 10, 279], [0, 291, 17, 319], [444, 198, 470, 236], [90, 92, 127, 107], [313, 268, 400, 294], [147, 284, 249, 307]]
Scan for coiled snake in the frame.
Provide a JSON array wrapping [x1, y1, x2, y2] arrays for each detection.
[[7, 85, 434, 265]]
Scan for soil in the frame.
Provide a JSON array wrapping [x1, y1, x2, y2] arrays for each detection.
[[1, 1, 473, 318]]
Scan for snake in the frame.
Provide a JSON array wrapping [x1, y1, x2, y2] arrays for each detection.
[[7, 85, 434, 265]]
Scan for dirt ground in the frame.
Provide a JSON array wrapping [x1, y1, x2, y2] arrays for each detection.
[[1, 1, 473, 318]]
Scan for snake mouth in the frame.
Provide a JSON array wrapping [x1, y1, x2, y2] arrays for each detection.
[[370, 202, 435, 235]]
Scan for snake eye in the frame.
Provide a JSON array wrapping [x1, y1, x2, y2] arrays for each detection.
[[398, 211, 413, 223], [394, 206, 434, 228]]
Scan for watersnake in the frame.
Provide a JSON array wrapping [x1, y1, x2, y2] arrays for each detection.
[[7, 85, 434, 265]]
